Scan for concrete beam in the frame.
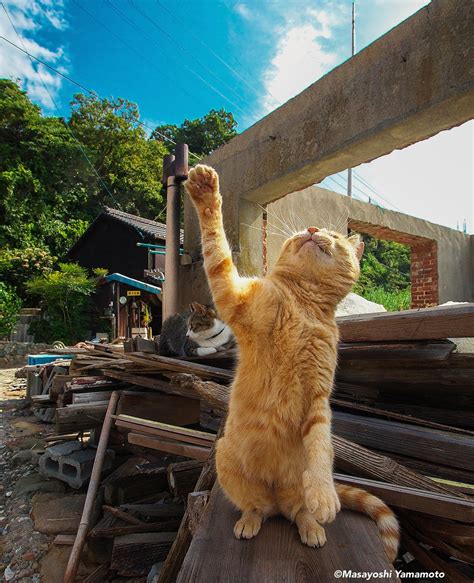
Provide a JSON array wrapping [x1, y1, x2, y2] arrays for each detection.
[[204, 0, 473, 205]]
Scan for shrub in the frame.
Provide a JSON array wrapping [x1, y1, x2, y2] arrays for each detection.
[[27, 263, 96, 344], [0, 247, 56, 301], [0, 282, 22, 339]]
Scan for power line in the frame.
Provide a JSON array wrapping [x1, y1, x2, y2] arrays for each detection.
[[130, 0, 247, 107], [0, 33, 202, 161], [155, 0, 272, 104], [106, 0, 248, 118], [353, 171, 404, 213], [0, 3, 124, 212]]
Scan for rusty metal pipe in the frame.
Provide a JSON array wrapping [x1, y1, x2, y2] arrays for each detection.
[[64, 391, 119, 583], [163, 175, 182, 321]]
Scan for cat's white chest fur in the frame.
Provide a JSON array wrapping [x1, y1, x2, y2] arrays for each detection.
[[187, 319, 232, 352]]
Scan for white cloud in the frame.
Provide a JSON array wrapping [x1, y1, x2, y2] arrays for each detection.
[[260, 8, 340, 115], [234, 3, 252, 21], [0, 0, 68, 109]]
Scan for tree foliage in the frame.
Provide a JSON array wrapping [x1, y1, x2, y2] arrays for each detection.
[[26, 263, 97, 344], [151, 108, 237, 156], [0, 282, 22, 339], [0, 81, 167, 257], [0, 247, 56, 301], [355, 235, 411, 293]]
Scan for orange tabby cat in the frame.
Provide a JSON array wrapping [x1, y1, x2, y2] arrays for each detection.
[[185, 164, 399, 561]]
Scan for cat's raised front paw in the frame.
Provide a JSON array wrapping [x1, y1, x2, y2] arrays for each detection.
[[185, 165, 221, 214], [303, 471, 341, 524]]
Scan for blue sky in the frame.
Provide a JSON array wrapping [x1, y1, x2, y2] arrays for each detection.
[[1, 0, 472, 232]]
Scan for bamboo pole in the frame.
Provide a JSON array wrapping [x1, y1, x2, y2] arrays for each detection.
[[64, 391, 119, 583]]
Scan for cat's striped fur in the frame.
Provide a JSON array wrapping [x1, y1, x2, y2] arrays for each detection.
[[185, 164, 399, 561]]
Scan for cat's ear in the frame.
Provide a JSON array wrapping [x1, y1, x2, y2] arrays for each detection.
[[207, 307, 217, 319], [348, 234, 364, 260], [192, 302, 206, 315], [189, 303, 196, 313]]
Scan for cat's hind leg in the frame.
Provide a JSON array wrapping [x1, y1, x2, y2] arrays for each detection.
[[275, 483, 326, 548], [216, 437, 276, 540]]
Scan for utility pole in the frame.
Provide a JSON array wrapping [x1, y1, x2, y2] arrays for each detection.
[[347, 2, 356, 198], [162, 144, 188, 321]]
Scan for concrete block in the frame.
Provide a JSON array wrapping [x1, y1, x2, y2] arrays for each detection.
[[39, 445, 114, 489]]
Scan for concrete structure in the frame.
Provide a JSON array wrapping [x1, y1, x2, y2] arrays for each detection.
[[181, 0, 474, 309], [267, 186, 473, 306], [39, 442, 114, 489]]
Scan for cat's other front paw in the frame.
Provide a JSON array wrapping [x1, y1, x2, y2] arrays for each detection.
[[196, 347, 218, 356], [185, 165, 221, 216], [303, 471, 341, 524]]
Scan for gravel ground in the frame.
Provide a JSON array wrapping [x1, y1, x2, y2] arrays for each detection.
[[0, 368, 51, 582]]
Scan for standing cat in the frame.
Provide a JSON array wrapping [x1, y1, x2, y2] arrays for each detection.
[[159, 302, 234, 357], [185, 165, 399, 561]]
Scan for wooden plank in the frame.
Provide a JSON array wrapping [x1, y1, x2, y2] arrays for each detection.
[[331, 398, 474, 436], [177, 485, 399, 582], [158, 429, 219, 583], [336, 304, 474, 342], [117, 419, 213, 447], [111, 532, 177, 577], [116, 415, 215, 444], [55, 403, 107, 433], [116, 391, 200, 427], [132, 352, 233, 381], [333, 436, 463, 497], [333, 411, 474, 471], [103, 369, 198, 399], [89, 519, 182, 538], [167, 461, 204, 498], [334, 474, 474, 522], [128, 433, 211, 461], [338, 340, 455, 360]]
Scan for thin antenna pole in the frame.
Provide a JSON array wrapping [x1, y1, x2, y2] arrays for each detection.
[[347, 2, 356, 198]]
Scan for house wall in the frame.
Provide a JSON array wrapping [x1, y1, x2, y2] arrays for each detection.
[[67, 217, 165, 281], [267, 186, 473, 305]]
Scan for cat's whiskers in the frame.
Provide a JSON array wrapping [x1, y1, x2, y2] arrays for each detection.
[[256, 203, 293, 237], [241, 222, 286, 239]]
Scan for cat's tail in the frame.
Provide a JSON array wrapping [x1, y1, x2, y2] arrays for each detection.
[[335, 483, 399, 562]]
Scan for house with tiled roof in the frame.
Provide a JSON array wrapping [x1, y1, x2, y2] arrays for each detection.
[[66, 207, 182, 337]]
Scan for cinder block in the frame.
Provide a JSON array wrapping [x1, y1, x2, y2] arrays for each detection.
[[39, 445, 114, 489]]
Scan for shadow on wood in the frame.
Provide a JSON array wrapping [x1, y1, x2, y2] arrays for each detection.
[[178, 485, 399, 582]]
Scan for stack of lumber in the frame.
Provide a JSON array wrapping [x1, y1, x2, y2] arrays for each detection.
[[50, 303, 474, 582]]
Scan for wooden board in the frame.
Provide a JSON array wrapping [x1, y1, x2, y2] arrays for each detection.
[[111, 532, 176, 577], [334, 474, 474, 522], [336, 303, 474, 342], [178, 485, 399, 582], [333, 411, 474, 471], [128, 433, 211, 461], [116, 414, 215, 444], [116, 392, 200, 427]]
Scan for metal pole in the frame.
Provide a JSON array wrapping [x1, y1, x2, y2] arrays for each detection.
[[163, 176, 182, 320], [162, 145, 188, 322], [347, 2, 356, 198]]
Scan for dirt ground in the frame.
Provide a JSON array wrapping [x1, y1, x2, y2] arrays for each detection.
[[0, 368, 80, 583]]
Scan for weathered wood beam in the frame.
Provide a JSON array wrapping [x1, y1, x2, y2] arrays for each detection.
[[336, 304, 474, 342]]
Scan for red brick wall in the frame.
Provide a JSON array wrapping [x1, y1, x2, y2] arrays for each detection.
[[348, 219, 439, 309], [410, 241, 439, 308]]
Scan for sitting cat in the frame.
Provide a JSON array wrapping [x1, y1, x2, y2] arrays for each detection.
[[158, 302, 234, 357], [185, 165, 399, 561]]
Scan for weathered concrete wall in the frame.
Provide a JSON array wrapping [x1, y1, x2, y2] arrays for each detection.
[[267, 186, 473, 304], [181, 0, 474, 309]]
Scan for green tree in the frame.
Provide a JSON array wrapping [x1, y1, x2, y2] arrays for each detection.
[[69, 94, 167, 218], [0, 282, 22, 339], [151, 108, 237, 156], [0, 247, 56, 301], [26, 263, 97, 344]]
